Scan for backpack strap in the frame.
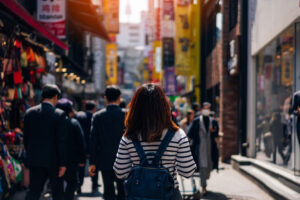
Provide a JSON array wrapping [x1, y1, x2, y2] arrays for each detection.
[[133, 139, 149, 166], [152, 129, 175, 166]]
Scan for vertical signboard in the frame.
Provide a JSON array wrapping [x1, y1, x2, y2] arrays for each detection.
[[105, 43, 118, 85], [103, 0, 119, 33], [37, 0, 66, 39], [155, 7, 161, 41], [92, 37, 106, 92], [175, 1, 192, 75], [164, 67, 177, 95], [162, 38, 174, 68], [161, 0, 175, 38]]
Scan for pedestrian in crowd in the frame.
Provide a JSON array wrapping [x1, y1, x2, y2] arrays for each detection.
[[179, 109, 195, 133], [292, 90, 300, 146], [192, 102, 201, 118], [56, 99, 86, 199], [269, 112, 286, 164], [113, 83, 196, 199], [23, 84, 67, 200], [89, 85, 125, 199], [76, 100, 97, 193], [209, 111, 220, 171], [119, 99, 128, 113], [188, 102, 217, 196]]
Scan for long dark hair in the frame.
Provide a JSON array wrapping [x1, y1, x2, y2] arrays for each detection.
[[124, 83, 179, 142]]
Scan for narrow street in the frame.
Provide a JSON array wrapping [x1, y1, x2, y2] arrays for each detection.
[[13, 163, 272, 200]]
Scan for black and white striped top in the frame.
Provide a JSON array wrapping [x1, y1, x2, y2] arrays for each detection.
[[113, 129, 196, 188]]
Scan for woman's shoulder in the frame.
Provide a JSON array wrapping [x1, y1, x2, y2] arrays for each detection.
[[120, 135, 133, 146], [171, 128, 188, 143]]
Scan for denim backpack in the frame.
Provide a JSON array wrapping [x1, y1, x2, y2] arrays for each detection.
[[124, 130, 175, 200]]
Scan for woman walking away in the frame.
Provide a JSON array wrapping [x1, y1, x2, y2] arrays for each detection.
[[113, 83, 196, 200]]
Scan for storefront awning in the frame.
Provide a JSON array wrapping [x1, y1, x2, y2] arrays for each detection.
[[0, 0, 68, 50], [68, 0, 110, 41]]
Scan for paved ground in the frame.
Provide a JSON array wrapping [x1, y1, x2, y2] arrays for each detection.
[[11, 163, 273, 200]]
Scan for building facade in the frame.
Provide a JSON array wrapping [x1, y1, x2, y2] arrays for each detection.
[[247, 0, 300, 173], [201, 0, 248, 161]]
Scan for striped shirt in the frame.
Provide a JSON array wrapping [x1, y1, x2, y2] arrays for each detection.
[[113, 129, 196, 188]]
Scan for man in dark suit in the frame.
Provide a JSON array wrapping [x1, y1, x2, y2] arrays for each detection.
[[57, 98, 86, 199], [76, 101, 97, 193], [24, 84, 67, 200], [89, 85, 125, 200], [292, 91, 300, 146]]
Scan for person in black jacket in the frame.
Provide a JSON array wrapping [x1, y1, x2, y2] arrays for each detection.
[[76, 101, 96, 193], [89, 85, 125, 200], [56, 98, 86, 200], [24, 84, 67, 200], [292, 91, 300, 146]]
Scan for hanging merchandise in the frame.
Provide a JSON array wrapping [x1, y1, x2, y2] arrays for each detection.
[[10, 157, 21, 183], [20, 44, 28, 68], [26, 47, 36, 68]]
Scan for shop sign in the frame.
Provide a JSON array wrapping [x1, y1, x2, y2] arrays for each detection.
[[148, 50, 154, 71], [161, 21, 175, 38], [164, 67, 177, 96], [228, 39, 238, 75], [162, 0, 175, 20], [103, 0, 119, 33], [162, 38, 175, 68], [154, 40, 162, 73], [92, 37, 106, 92], [45, 52, 56, 72], [161, 0, 175, 38], [105, 43, 118, 85], [37, 0, 66, 39], [155, 7, 161, 41], [175, 1, 192, 75]]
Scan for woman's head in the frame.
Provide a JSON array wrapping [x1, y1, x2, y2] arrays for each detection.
[[187, 109, 195, 123], [124, 83, 178, 142]]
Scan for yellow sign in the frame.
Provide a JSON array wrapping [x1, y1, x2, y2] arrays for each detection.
[[103, 0, 119, 33], [175, 2, 192, 76], [153, 40, 162, 81], [106, 43, 118, 85]]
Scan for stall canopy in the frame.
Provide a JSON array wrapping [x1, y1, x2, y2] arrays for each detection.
[[0, 0, 68, 50], [68, 0, 110, 41]]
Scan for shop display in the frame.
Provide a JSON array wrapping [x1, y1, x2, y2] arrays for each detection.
[[0, 31, 53, 198]]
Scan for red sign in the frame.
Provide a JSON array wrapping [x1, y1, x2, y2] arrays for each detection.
[[155, 7, 161, 41], [37, 0, 66, 39]]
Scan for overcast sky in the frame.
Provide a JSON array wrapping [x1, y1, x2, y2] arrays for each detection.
[[120, 0, 148, 23]]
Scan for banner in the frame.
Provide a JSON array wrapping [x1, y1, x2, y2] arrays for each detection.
[[164, 67, 177, 96], [103, 0, 119, 33], [155, 7, 161, 41], [106, 43, 118, 85], [37, 0, 66, 39], [153, 41, 162, 81], [175, 2, 192, 75], [162, 38, 175, 68], [162, 0, 174, 20], [161, 0, 175, 38]]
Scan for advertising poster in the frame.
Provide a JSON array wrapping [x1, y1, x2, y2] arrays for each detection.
[[37, 0, 66, 39], [103, 0, 119, 33], [161, 0, 175, 38], [155, 7, 161, 41], [105, 43, 118, 85], [162, 0, 174, 20], [153, 40, 162, 81], [162, 38, 175, 68], [164, 67, 177, 96], [175, 1, 192, 75]]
